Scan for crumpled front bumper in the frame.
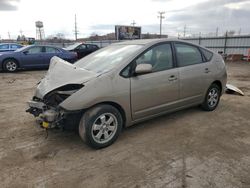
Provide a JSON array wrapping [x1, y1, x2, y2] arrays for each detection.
[[26, 100, 61, 129]]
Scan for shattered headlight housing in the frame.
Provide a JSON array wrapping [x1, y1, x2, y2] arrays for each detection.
[[43, 84, 84, 107]]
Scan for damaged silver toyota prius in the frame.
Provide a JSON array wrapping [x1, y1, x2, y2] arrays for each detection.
[[27, 39, 227, 149]]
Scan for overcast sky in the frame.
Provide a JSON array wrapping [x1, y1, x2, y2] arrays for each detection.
[[0, 0, 250, 39]]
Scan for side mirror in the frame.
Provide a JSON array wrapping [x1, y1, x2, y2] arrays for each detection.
[[23, 51, 29, 55], [135, 64, 152, 75]]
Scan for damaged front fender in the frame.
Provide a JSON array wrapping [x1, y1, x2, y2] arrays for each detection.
[[35, 56, 97, 99], [27, 57, 98, 129]]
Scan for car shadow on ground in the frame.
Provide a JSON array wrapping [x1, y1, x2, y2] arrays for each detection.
[[38, 106, 201, 150], [0, 67, 48, 73]]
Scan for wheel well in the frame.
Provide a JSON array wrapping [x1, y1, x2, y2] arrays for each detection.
[[95, 102, 127, 128], [2, 58, 19, 69], [212, 80, 222, 92]]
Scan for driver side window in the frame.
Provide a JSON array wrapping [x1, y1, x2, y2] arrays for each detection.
[[135, 43, 173, 72]]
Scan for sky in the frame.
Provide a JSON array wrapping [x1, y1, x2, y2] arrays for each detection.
[[0, 0, 250, 39]]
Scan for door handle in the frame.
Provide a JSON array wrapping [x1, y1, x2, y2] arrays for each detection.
[[168, 75, 177, 81], [204, 68, 211, 73]]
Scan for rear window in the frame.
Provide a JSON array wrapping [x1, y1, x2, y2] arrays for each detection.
[[175, 43, 203, 67], [87, 44, 98, 49], [200, 48, 213, 61], [46, 47, 60, 53]]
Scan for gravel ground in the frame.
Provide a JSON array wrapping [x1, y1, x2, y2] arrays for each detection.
[[0, 61, 250, 188]]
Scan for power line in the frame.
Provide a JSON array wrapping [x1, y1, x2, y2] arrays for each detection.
[[157, 11, 165, 38]]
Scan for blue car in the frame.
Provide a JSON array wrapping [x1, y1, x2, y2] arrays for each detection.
[[0, 43, 23, 52], [0, 45, 78, 72]]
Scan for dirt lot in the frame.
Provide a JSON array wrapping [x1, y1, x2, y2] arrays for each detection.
[[0, 62, 250, 188]]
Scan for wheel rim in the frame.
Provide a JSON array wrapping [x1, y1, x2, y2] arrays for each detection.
[[6, 61, 17, 71], [207, 88, 219, 108], [91, 113, 118, 144]]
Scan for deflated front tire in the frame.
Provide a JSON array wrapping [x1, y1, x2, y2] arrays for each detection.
[[79, 104, 123, 149]]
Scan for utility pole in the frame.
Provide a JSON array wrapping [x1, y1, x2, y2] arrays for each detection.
[[73, 14, 79, 41], [183, 24, 186, 37], [131, 20, 136, 26], [8, 32, 10, 39], [216, 27, 219, 37], [158, 11, 165, 38], [19, 29, 23, 36]]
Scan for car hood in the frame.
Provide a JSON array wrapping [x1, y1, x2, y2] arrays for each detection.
[[35, 56, 98, 98]]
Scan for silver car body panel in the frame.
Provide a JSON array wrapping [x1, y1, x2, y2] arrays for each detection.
[[130, 68, 179, 119], [32, 39, 227, 127], [226, 84, 244, 96]]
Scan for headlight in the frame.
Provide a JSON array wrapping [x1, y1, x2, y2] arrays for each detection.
[[43, 84, 84, 107], [56, 89, 79, 95]]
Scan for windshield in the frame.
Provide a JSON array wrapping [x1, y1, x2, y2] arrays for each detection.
[[75, 44, 143, 73], [64, 43, 81, 50]]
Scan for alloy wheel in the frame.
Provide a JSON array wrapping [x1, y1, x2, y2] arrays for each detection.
[[207, 88, 219, 108], [91, 113, 118, 144], [6, 61, 17, 71]]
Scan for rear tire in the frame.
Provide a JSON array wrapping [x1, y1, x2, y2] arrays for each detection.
[[79, 104, 123, 149], [201, 83, 221, 111], [3, 59, 18, 72]]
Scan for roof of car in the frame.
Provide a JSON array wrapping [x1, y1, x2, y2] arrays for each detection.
[[112, 38, 207, 50], [114, 38, 180, 45], [0, 43, 22, 45], [28, 44, 62, 48]]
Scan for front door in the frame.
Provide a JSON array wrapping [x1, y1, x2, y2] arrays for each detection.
[[21, 46, 45, 68], [130, 43, 179, 120]]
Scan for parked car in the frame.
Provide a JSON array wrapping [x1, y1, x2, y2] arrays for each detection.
[[0, 45, 77, 72], [64, 43, 99, 59], [0, 43, 23, 52], [27, 39, 227, 149]]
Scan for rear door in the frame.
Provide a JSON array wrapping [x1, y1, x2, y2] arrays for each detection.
[[44, 46, 62, 66], [174, 42, 212, 105], [86, 44, 97, 54], [130, 43, 180, 120]]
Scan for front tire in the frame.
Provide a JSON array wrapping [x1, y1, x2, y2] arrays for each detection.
[[79, 104, 123, 149], [3, 59, 18, 72], [201, 83, 221, 111]]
